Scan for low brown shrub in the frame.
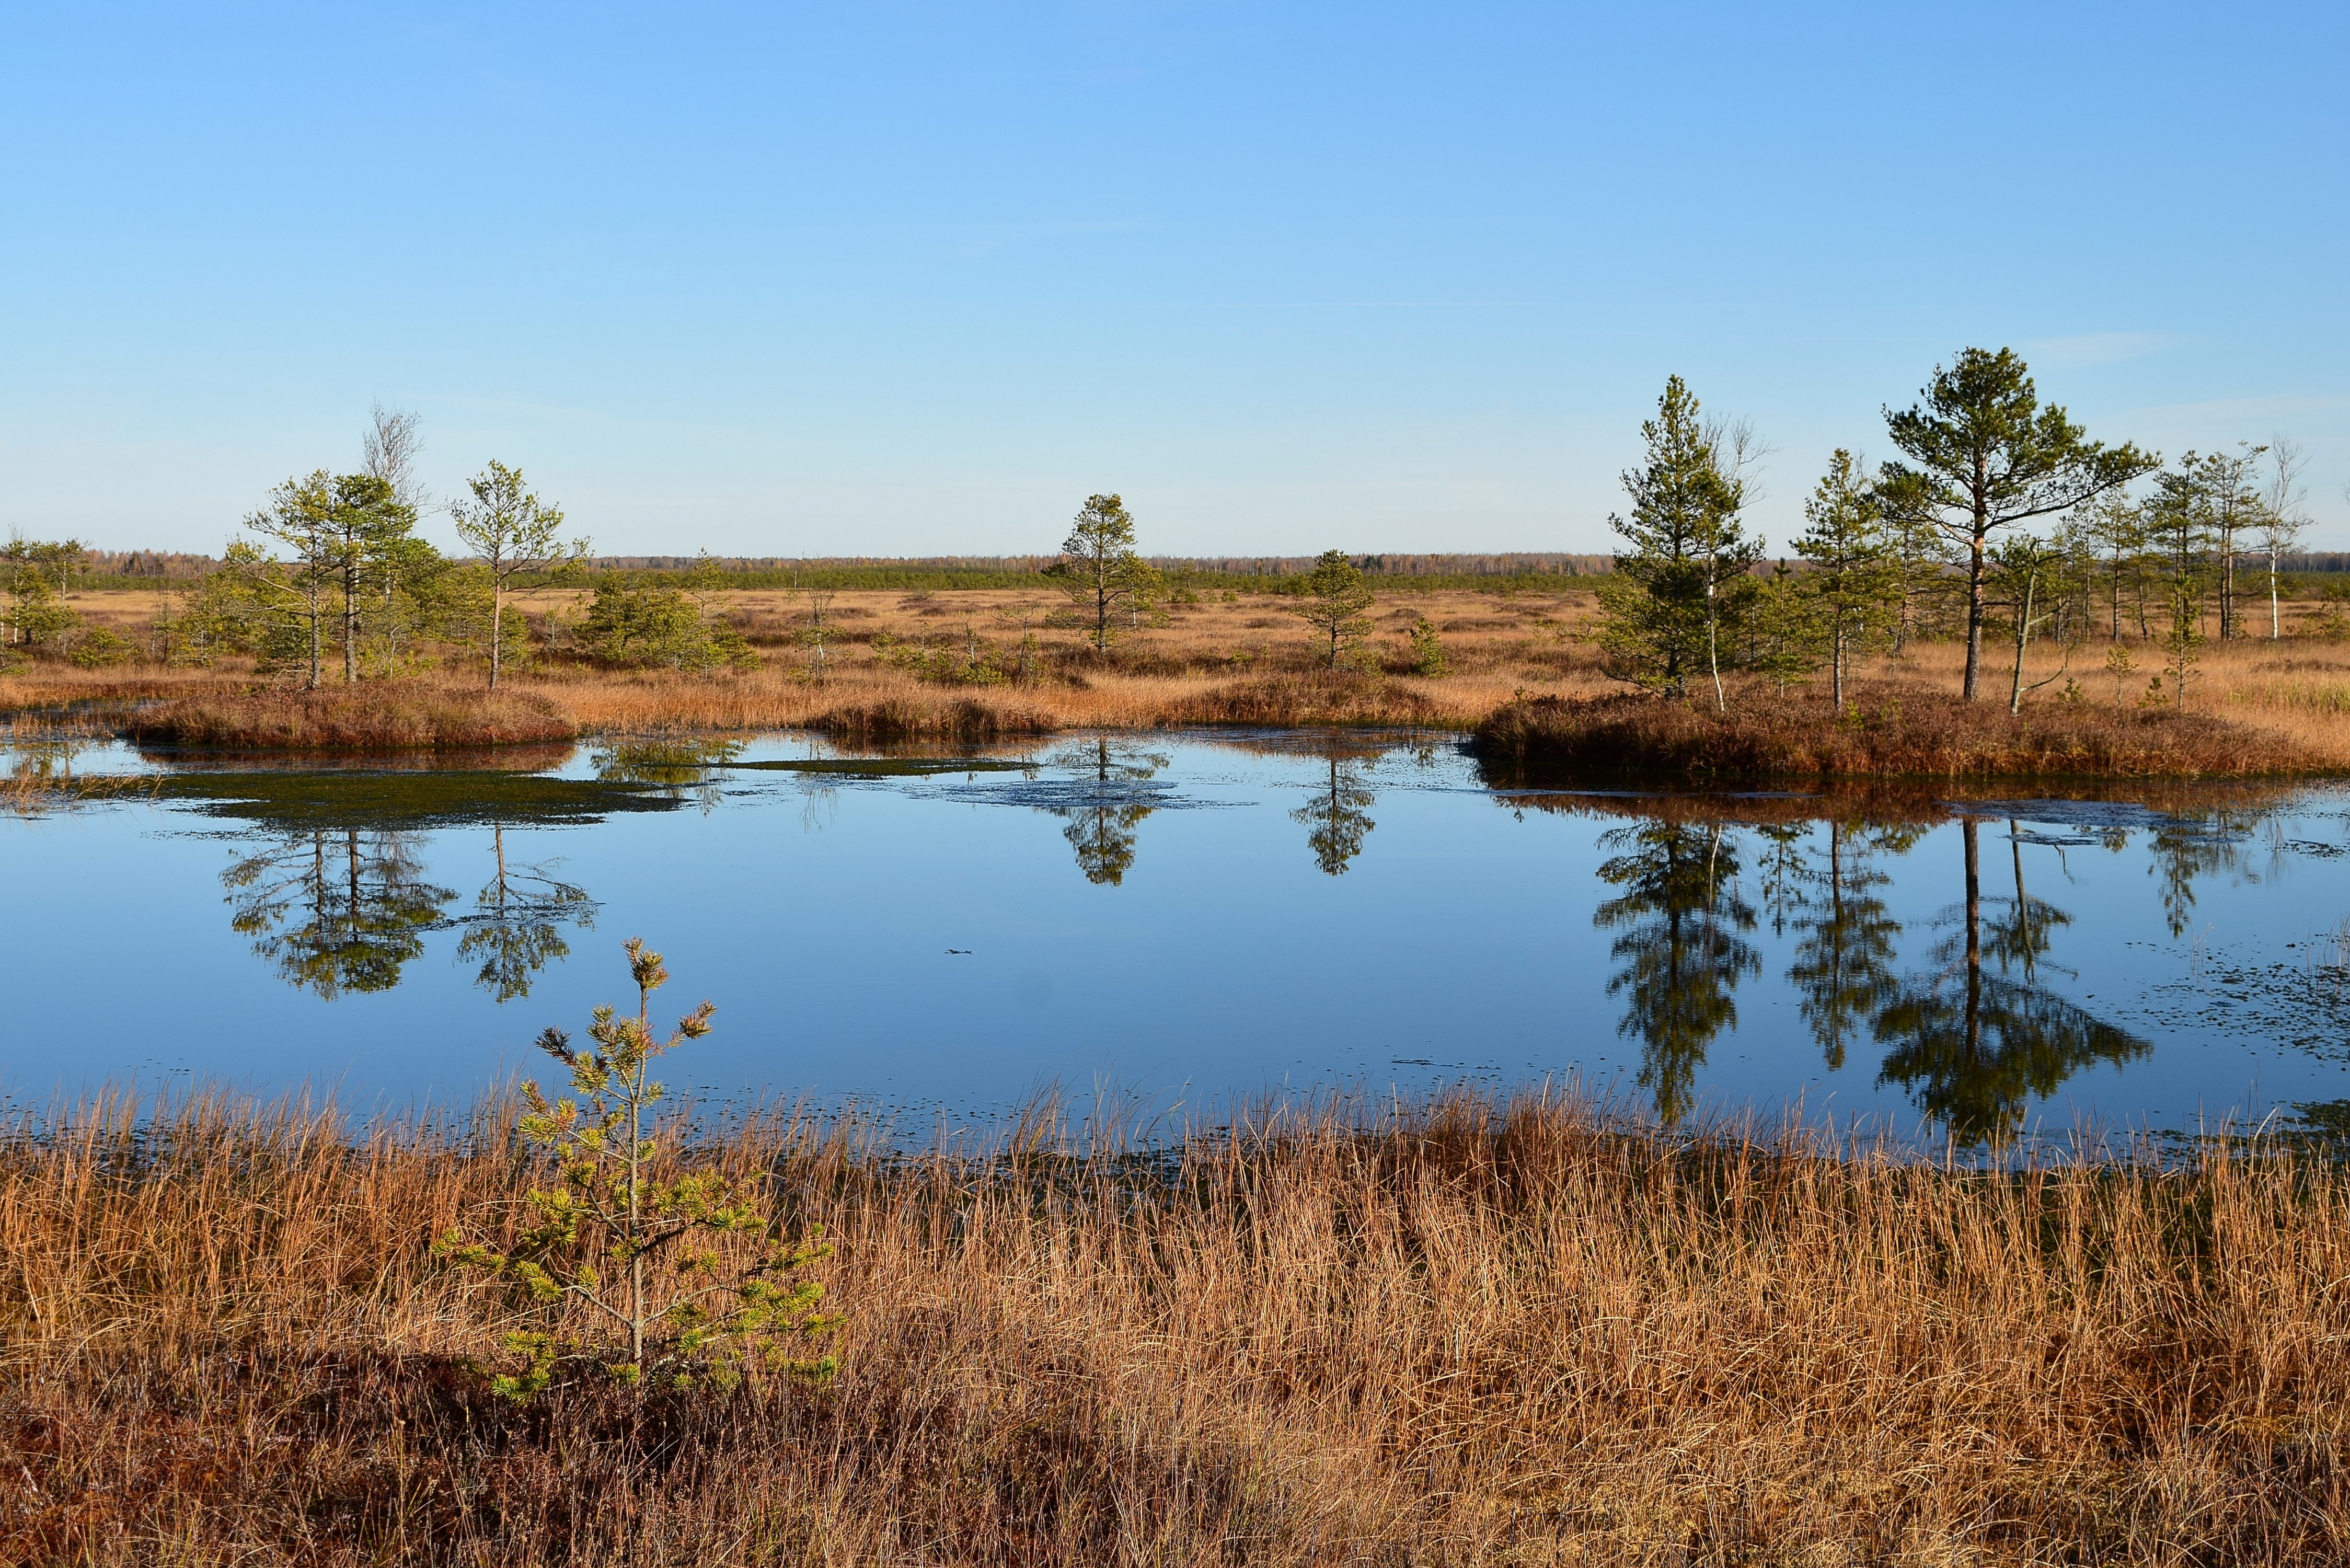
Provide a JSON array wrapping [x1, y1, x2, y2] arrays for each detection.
[[1160, 669, 1449, 727], [812, 694, 1060, 743], [128, 683, 577, 750], [1478, 684, 2318, 780]]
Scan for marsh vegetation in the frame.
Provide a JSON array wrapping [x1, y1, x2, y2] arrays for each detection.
[[7, 1078, 2350, 1564]]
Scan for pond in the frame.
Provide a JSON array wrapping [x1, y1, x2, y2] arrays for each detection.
[[4, 728, 2348, 1145]]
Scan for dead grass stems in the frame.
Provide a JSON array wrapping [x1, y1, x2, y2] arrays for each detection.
[[4, 1085, 2349, 1563]]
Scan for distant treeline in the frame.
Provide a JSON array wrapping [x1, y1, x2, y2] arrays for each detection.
[[70, 550, 220, 586], [505, 551, 1617, 592], [57, 548, 2350, 596]]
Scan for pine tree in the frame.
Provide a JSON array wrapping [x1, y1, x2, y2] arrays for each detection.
[[239, 472, 344, 690], [435, 939, 841, 1396], [1594, 376, 1759, 708], [1044, 494, 1159, 654], [1877, 348, 2155, 699], [448, 462, 586, 690], [1291, 550, 1375, 667], [325, 473, 416, 684], [1792, 450, 1899, 708]]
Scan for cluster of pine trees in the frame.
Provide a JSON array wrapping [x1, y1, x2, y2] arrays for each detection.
[[11, 411, 755, 687], [1596, 349, 2316, 713], [0, 537, 103, 662]]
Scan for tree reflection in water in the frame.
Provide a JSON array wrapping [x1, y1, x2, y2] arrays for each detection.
[[1292, 754, 1376, 875], [1871, 818, 2147, 1146], [2145, 809, 2257, 939], [1785, 821, 1915, 1071], [455, 824, 596, 1002], [1594, 820, 1758, 1126], [590, 738, 744, 813], [223, 830, 456, 999], [1049, 739, 1168, 886]]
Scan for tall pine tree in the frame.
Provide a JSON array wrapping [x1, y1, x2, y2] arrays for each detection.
[[1594, 376, 1760, 709]]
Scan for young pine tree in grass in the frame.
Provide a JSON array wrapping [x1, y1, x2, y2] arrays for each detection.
[[1045, 493, 1161, 654], [1406, 613, 1448, 676], [435, 938, 840, 1398], [1293, 549, 1376, 667], [1792, 449, 1898, 710]]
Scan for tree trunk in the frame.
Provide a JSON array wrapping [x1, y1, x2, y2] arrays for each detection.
[[629, 1093, 644, 1371], [2219, 529, 2234, 640], [1704, 574, 1725, 713], [343, 569, 359, 685], [2008, 568, 2036, 717], [1962, 532, 1987, 701], [488, 577, 503, 691]]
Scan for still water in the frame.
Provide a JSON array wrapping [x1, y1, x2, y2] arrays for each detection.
[[4, 729, 2348, 1144]]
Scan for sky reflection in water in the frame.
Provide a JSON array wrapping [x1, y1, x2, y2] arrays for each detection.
[[4, 730, 2348, 1144]]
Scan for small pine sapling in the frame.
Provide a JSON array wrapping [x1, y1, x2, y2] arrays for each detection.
[[2159, 575, 2206, 711], [1407, 614, 1448, 676], [2103, 643, 2134, 706], [435, 938, 840, 1397]]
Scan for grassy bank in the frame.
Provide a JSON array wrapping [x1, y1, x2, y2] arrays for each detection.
[[3, 1087, 2346, 1563], [1477, 686, 2320, 781], [18, 581, 2350, 768]]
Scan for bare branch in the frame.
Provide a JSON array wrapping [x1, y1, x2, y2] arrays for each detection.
[[363, 405, 430, 514]]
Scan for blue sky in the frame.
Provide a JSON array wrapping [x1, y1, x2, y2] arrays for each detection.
[[3, 2, 2344, 557]]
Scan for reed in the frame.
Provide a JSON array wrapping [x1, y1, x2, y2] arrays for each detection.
[[3, 1085, 2347, 1563]]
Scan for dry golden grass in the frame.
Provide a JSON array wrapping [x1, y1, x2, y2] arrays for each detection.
[[4, 1086, 2348, 1564], [14, 583, 2350, 768], [1885, 636, 2350, 768]]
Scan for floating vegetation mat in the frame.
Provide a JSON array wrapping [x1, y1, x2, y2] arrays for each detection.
[[145, 770, 690, 831]]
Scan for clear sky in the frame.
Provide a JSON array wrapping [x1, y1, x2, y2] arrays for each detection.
[[3, 2, 2344, 558]]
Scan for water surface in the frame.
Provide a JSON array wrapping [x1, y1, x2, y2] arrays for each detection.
[[5, 729, 2346, 1143]]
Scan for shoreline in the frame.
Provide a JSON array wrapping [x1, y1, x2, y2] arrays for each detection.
[[11, 579, 2350, 775], [6, 673, 2343, 787]]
